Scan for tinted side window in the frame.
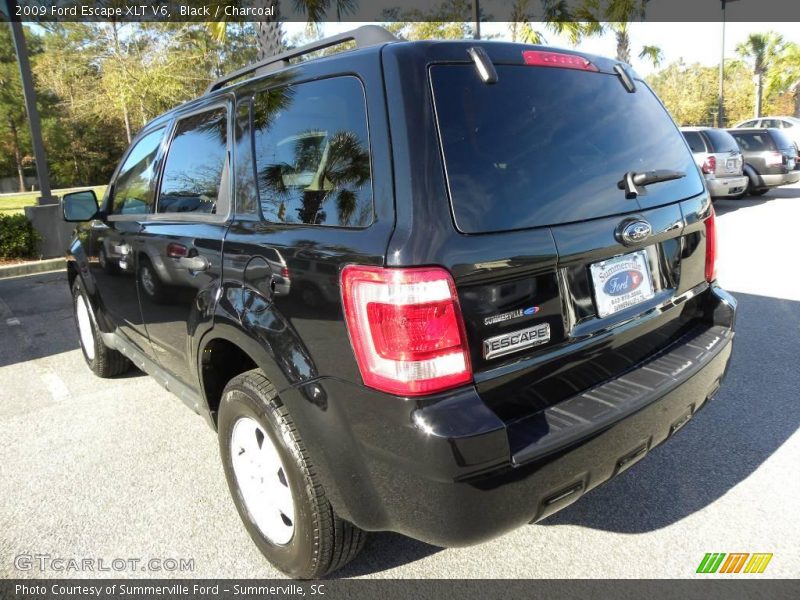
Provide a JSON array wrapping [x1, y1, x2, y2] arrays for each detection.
[[253, 77, 373, 228], [704, 129, 739, 153], [158, 108, 228, 215], [731, 133, 775, 152], [111, 128, 164, 215], [739, 120, 758, 128], [682, 131, 706, 153]]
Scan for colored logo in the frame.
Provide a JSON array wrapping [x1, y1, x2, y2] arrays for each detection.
[[603, 270, 643, 296], [696, 553, 773, 574], [619, 219, 652, 245], [523, 306, 540, 316]]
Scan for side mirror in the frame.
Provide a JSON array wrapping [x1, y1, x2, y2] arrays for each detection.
[[63, 190, 100, 222]]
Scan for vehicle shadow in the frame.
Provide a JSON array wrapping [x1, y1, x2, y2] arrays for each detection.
[[540, 290, 800, 533], [333, 532, 442, 578], [715, 182, 800, 216]]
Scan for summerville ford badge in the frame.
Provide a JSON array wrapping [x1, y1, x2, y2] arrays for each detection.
[[483, 323, 551, 360]]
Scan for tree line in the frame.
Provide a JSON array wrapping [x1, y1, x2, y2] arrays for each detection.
[[1, 14, 798, 193]]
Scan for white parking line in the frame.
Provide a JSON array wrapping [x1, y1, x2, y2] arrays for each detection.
[[41, 372, 71, 402]]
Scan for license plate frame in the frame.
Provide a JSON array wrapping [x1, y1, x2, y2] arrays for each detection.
[[590, 249, 655, 318]]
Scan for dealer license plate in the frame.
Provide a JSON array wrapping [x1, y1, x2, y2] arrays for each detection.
[[590, 250, 655, 318]]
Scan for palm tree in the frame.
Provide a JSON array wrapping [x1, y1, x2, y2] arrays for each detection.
[[508, 0, 599, 46], [255, 0, 357, 59], [766, 41, 800, 117], [737, 32, 785, 118]]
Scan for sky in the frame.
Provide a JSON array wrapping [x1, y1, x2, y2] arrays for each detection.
[[285, 21, 800, 77]]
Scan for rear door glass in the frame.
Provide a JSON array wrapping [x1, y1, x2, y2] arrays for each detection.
[[431, 65, 704, 233]]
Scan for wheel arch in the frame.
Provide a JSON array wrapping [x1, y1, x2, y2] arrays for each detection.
[[196, 323, 292, 429]]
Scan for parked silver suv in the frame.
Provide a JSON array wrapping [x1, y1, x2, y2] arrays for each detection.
[[681, 127, 748, 199]]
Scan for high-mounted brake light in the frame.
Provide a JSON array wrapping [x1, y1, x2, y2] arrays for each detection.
[[340, 265, 472, 396], [704, 209, 717, 283], [522, 50, 599, 72], [701, 155, 717, 174]]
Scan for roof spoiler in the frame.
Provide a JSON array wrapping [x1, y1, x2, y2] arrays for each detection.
[[205, 25, 397, 94]]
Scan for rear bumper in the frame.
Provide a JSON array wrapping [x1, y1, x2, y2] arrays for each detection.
[[760, 172, 800, 187], [285, 287, 736, 547], [706, 175, 748, 197]]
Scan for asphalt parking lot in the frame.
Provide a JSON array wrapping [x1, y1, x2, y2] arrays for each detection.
[[1, 183, 799, 579]]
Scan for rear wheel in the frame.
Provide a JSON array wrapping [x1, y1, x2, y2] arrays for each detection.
[[71, 279, 130, 378], [218, 369, 366, 579]]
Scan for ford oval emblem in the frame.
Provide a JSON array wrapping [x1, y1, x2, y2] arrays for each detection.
[[619, 220, 652, 246], [523, 306, 540, 316], [603, 270, 644, 296]]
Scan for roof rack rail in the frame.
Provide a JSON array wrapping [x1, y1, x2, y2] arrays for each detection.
[[205, 25, 398, 94]]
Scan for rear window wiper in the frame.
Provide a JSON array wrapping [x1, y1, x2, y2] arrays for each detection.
[[618, 169, 686, 199]]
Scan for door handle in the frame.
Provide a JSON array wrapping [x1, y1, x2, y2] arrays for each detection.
[[178, 256, 210, 272]]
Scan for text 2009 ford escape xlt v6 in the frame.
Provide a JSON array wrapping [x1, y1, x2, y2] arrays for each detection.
[[62, 27, 736, 578]]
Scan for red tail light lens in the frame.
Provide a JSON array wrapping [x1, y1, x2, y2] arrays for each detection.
[[705, 209, 717, 282], [701, 155, 716, 174], [341, 265, 472, 396], [166, 242, 188, 258], [522, 50, 598, 72], [280, 267, 290, 278]]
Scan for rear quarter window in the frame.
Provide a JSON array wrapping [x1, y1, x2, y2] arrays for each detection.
[[682, 131, 706, 153], [431, 65, 704, 233]]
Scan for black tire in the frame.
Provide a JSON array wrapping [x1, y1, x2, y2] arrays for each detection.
[[750, 188, 769, 196], [71, 278, 130, 378], [138, 256, 166, 303], [218, 369, 366, 579]]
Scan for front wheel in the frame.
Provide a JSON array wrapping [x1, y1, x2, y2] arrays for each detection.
[[71, 278, 130, 378], [218, 369, 366, 579], [750, 188, 769, 196]]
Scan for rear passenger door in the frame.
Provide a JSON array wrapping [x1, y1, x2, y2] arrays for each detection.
[[219, 65, 395, 388], [136, 103, 232, 390]]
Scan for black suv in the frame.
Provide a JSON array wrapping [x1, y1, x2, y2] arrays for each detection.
[[63, 27, 736, 579], [727, 127, 800, 196]]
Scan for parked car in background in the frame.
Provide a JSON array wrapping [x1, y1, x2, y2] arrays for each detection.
[[681, 128, 748, 199], [733, 116, 800, 155], [727, 128, 800, 196]]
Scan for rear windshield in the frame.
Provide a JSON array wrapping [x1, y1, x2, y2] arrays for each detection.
[[730, 132, 776, 152], [704, 129, 739, 153], [431, 65, 704, 233], [769, 129, 796, 150]]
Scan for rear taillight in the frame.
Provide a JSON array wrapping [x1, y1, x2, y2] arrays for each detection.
[[704, 209, 717, 283], [522, 50, 598, 72], [166, 242, 188, 258], [340, 265, 472, 396], [701, 155, 716, 174], [765, 151, 784, 167]]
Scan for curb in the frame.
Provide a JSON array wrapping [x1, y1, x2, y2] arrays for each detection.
[[0, 257, 66, 279]]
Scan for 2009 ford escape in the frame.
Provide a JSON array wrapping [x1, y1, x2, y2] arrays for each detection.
[[63, 26, 736, 578]]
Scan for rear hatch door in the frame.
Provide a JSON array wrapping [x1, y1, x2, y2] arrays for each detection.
[[430, 52, 710, 420]]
